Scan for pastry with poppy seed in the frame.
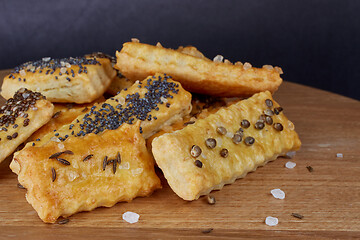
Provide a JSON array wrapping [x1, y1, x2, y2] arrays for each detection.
[[116, 42, 283, 97], [21, 73, 191, 148], [27, 96, 105, 142], [1, 56, 116, 103], [151, 91, 301, 200], [0, 88, 53, 164]]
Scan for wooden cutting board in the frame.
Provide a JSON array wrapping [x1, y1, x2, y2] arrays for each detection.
[[0, 69, 359, 239]]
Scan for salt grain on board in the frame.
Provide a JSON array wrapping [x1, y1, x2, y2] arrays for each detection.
[[265, 216, 278, 226], [122, 211, 140, 224], [336, 153, 343, 158], [271, 189, 285, 200], [285, 161, 296, 169]]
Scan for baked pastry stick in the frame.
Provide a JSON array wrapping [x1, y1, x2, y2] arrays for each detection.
[[152, 91, 301, 200], [0, 88, 53, 164], [26, 73, 191, 148], [116, 42, 283, 97], [27, 96, 105, 142], [2, 56, 116, 103], [11, 122, 161, 223], [84, 52, 136, 96]]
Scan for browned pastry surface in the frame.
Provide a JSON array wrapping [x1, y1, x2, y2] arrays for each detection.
[[2, 56, 116, 103], [152, 91, 301, 200], [116, 42, 283, 97], [0, 88, 53, 164], [28, 96, 105, 142], [11, 123, 161, 223]]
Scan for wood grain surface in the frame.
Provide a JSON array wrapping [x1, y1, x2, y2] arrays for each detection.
[[0, 69, 359, 239]]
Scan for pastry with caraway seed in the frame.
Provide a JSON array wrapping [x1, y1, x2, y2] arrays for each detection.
[[10, 123, 161, 223], [0, 88, 53, 164]]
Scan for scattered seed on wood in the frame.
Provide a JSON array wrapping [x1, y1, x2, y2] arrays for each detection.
[[195, 160, 203, 168], [116, 152, 121, 164], [57, 218, 70, 225], [205, 138, 216, 149], [241, 119, 250, 128], [306, 166, 314, 172], [207, 195, 216, 205], [216, 126, 227, 135], [83, 154, 93, 161], [17, 183, 25, 189], [56, 158, 70, 166], [183, 121, 195, 126], [190, 145, 202, 158], [52, 111, 61, 119], [102, 156, 108, 171], [291, 213, 304, 219], [51, 167, 56, 182], [202, 228, 213, 234], [220, 149, 229, 158]]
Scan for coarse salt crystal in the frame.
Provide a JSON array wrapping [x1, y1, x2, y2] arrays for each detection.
[[19, 70, 26, 76], [65, 62, 71, 68], [160, 96, 168, 103], [122, 211, 140, 224], [225, 131, 234, 138], [131, 168, 143, 175], [285, 161, 296, 169], [156, 42, 163, 47], [216, 138, 222, 147], [131, 38, 140, 43], [224, 59, 232, 65], [234, 61, 243, 66], [42, 57, 51, 62], [57, 143, 65, 150], [119, 162, 130, 169], [285, 151, 296, 159], [50, 137, 61, 142], [263, 65, 274, 70], [60, 67, 67, 74], [213, 55, 224, 63], [265, 216, 278, 226], [243, 62, 252, 70], [274, 66, 283, 74], [336, 153, 343, 158], [271, 189, 285, 199]]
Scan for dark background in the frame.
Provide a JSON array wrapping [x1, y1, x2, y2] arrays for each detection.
[[0, 0, 359, 100]]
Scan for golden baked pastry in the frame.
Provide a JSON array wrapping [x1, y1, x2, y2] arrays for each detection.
[[152, 91, 301, 200], [0, 88, 53, 164], [115, 42, 283, 97], [27, 96, 105, 142], [25, 73, 191, 148], [84, 52, 136, 96], [1, 56, 116, 103], [11, 122, 161, 223]]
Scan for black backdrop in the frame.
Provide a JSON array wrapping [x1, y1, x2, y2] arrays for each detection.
[[0, 0, 359, 100]]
